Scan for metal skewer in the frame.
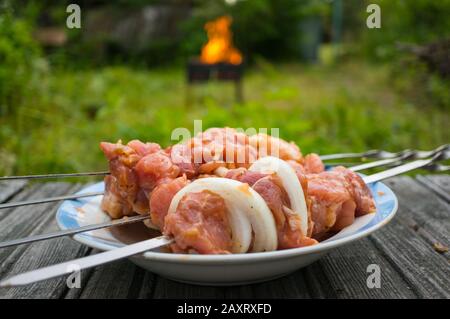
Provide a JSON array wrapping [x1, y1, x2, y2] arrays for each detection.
[[0, 215, 150, 249], [0, 191, 104, 210], [349, 157, 403, 172], [363, 151, 448, 184], [320, 144, 449, 161], [0, 171, 110, 181], [0, 154, 449, 288], [3, 151, 448, 250], [1, 145, 447, 180], [319, 149, 382, 161], [1, 148, 448, 210], [423, 163, 450, 172], [0, 236, 173, 287], [333, 145, 449, 171], [347, 150, 413, 171], [4, 154, 446, 250]]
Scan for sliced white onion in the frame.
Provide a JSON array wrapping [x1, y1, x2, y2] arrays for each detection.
[[249, 156, 308, 235], [168, 177, 277, 253], [214, 166, 229, 177]]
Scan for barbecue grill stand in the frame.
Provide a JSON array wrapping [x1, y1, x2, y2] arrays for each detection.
[[186, 58, 244, 105]]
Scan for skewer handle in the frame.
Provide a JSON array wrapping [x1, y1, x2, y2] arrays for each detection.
[[0, 236, 173, 287], [320, 151, 372, 161], [362, 159, 432, 184]]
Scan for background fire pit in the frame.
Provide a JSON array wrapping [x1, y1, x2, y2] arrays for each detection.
[[187, 59, 244, 102], [186, 15, 244, 103]]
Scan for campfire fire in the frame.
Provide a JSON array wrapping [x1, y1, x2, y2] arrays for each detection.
[[200, 16, 242, 65]]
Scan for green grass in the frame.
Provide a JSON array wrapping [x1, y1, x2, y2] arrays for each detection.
[[0, 60, 448, 177]]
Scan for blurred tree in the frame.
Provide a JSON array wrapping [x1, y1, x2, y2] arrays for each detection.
[[0, 0, 43, 115], [358, 0, 450, 108], [181, 0, 330, 62], [360, 0, 450, 60]]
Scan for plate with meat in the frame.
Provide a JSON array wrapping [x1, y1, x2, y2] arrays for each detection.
[[56, 128, 397, 285]]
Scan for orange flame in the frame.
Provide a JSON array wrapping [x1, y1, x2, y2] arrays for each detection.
[[200, 16, 242, 65]]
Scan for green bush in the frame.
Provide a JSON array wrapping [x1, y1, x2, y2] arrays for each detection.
[[361, 0, 450, 60], [357, 0, 450, 109], [0, 4, 43, 115], [1, 61, 448, 176]]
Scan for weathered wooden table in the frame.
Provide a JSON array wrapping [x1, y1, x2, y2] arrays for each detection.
[[0, 175, 448, 299]]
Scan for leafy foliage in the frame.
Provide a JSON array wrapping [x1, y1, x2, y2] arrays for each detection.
[[0, 61, 448, 176], [0, 0, 448, 177], [361, 0, 450, 60], [0, 3, 43, 115]]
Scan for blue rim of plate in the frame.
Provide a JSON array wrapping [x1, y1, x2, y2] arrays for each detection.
[[56, 179, 397, 263]]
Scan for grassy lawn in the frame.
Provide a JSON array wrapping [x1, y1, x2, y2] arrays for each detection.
[[0, 60, 448, 176]]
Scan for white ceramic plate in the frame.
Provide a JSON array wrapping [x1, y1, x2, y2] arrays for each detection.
[[56, 180, 397, 286]]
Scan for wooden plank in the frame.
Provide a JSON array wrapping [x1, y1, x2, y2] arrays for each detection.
[[422, 174, 450, 193], [152, 276, 225, 299], [394, 212, 450, 259], [386, 176, 449, 221], [0, 183, 76, 262], [65, 250, 155, 299], [76, 176, 449, 298], [0, 180, 27, 203], [224, 271, 311, 298], [369, 224, 450, 298], [151, 271, 311, 299], [303, 238, 417, 298], [384, 176, 449, 254], [65, 176, 436, 299], [221, 176, 447, 299], [416, 174, 450, 202], [0, 183, 61, 224], [150, 239, 415, 298], [302, 261, 338, 298], [0, 183, 91, 298], [1, 176, 448, 298], [0, 234, 90, 299], [368, 176, 450, 298]]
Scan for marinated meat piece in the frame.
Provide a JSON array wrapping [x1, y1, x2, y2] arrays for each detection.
[[169, 128, 252, 175], [252, 175, 317, 249], [100, 175, 134, 219], [226, 169, 268, 186], [99, 129, 376, 256], [100, 141, 141, 166], [198, 161, 226, 174], [307, 172, 355, 237], [227, 170, 316, 249], [181, 127, 258, 168], [251, 176, 287, 229], [281, 206, 318, 248], [287, 154, 324, 175], [223, 167, 246, 180], [164, 191, 233, 254], [135, 151, 180, 194], [101, 131, 309, 221], [249, 133, 302, 162], [303, 154, 325, 174], [149, 176, 189, 229], [100, 140, 173, 218], [127, 140, 161, 157], [168, 143, 200, 178], [100, 141, 146, 217], [332, 166, 376, 215]]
